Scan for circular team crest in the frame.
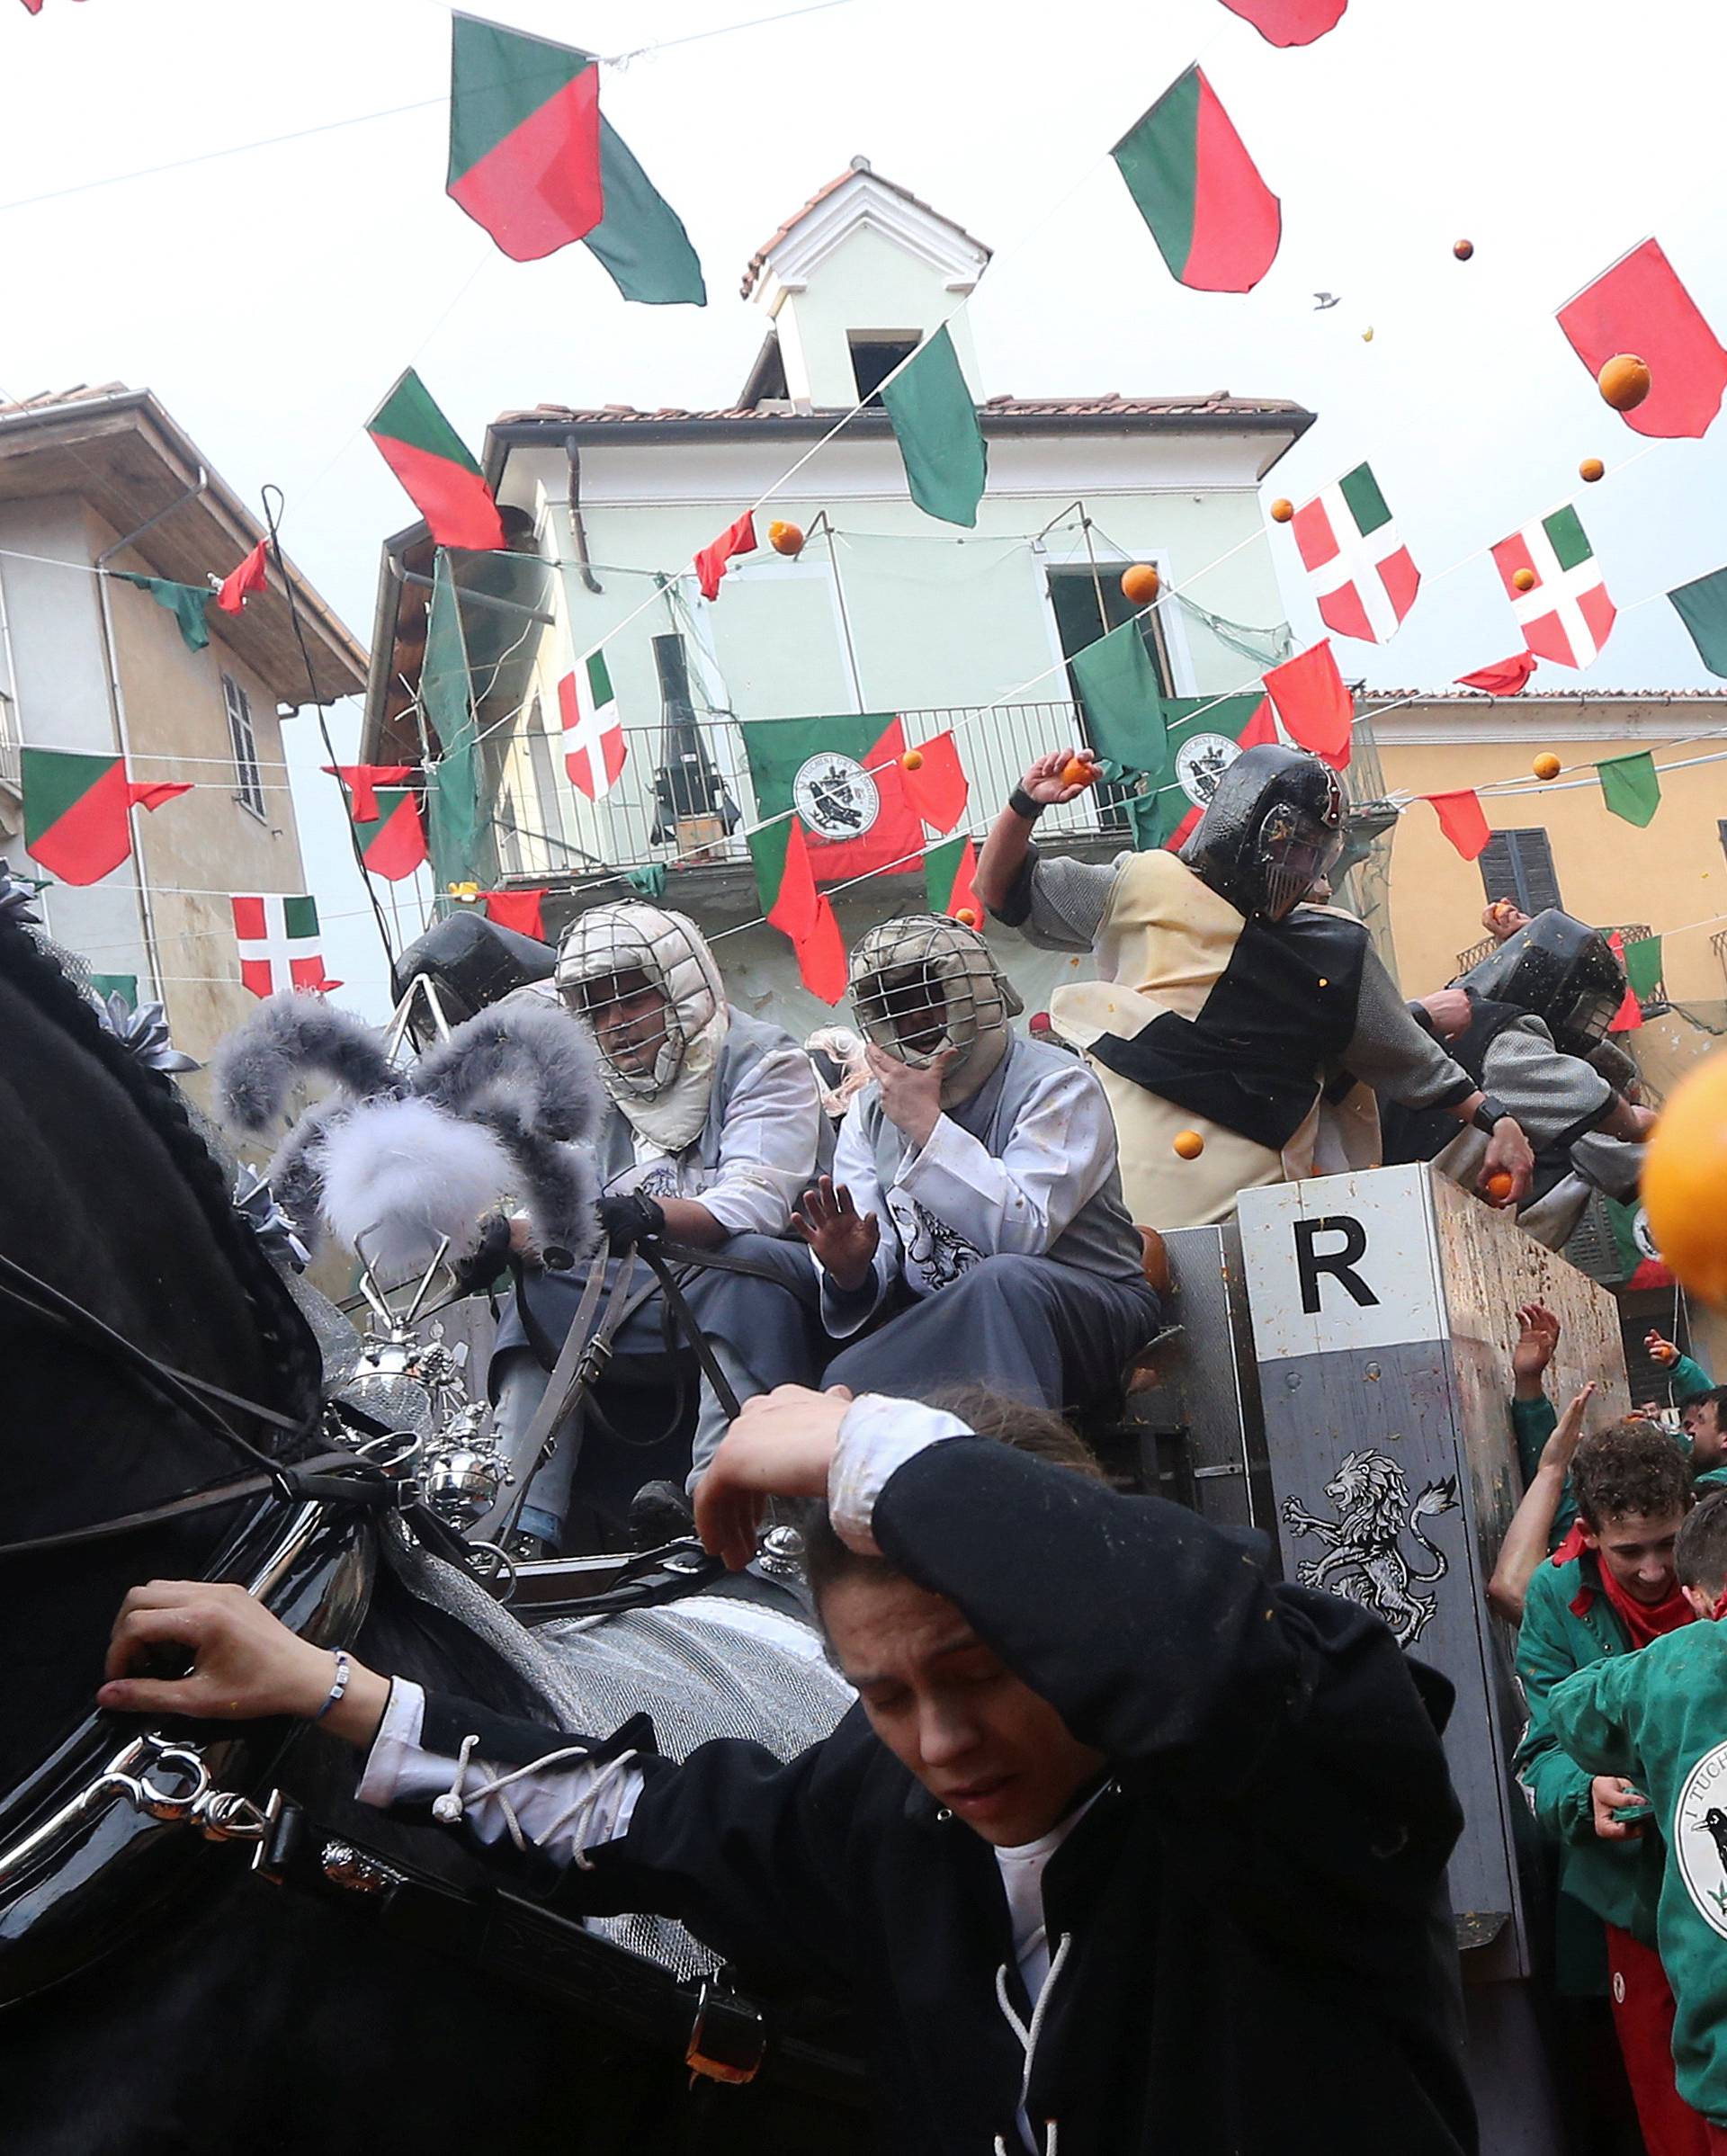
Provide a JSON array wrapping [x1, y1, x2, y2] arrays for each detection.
[[1674, 1742, 1727, 1937], [793, 753, 880, 843], [1176, 732, 1243, 809], [1633, 1206, 1662, 1266]]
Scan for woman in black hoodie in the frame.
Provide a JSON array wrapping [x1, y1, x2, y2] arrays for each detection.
[[102, 1385, 1476, 2156]]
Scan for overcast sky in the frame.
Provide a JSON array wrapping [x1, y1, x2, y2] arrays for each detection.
[[2, 0, 1723, 1012]]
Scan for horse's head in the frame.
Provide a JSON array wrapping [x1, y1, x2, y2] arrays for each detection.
[[0, 906, 345, 1994]]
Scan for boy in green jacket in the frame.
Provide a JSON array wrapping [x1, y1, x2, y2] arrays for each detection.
[[1516, 1421, 1706, 2156], [1547, 1489, 1727, 2151]]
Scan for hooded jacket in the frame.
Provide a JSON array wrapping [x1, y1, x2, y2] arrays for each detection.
[[401, 1439, 1474, 2154]]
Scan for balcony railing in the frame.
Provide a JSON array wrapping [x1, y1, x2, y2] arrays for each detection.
[[1454, 925, 1658, 988], [0, 690, 18, 794], [489, 700, 1138, 887]]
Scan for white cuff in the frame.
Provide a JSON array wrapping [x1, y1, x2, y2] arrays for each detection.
[[355, 1677, 443, 1808], [827, 1394, 972, 1554]]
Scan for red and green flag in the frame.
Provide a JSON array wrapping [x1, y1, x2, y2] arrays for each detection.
[[901, 729, 968, 833], [1263, 639, 1352, 770], [216, 539, 269, 615], [1292, 462, 1420, 643], [1558, 237, 1727, 441], [22, 747, 190, 885], [747, 817, 846, 1003], [741, 712, 924, 881], [232, 893, 338, 998], [1606, 1195, 1673, 1289], [1217, 0, 1347, 42], [1124, 695, 1278, 851], [357, 788, 428, 881], [924, 834, 980, 922], [366, 368, 506, 552], [1112, 66, 1281, 293], [448, 15, 705, 305], [559, 649, 626, 799], [325, 762, 416, 823], [1492, 505, 1615, 669]]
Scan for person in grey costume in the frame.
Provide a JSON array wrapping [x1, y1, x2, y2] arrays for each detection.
[[795, 914, 1162, 1412], [489, 901, 828, 1554]]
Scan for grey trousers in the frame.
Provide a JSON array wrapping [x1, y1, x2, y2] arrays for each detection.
[[826, 1253, 1161, 1414], [488, 1234, 824, 1545]]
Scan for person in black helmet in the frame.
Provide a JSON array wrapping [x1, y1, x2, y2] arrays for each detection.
[[974, 741, 1534, 1229], [1389, 910, 1654, 1248]]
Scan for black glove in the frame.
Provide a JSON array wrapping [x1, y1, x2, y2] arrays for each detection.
[[451, 1211, 514, 1296], [598, 1191, 667, 1257]]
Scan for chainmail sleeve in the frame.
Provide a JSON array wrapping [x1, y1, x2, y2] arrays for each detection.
[[1345, 945, 1479, 1109], [991, 847, 1122, 952]]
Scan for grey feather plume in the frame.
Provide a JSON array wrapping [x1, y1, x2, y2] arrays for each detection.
[[412, 1000, 603, 1146], [473, 1108, 603, 1266], [212, 994, 397, 1134], [265, 1096, 350, 1257]]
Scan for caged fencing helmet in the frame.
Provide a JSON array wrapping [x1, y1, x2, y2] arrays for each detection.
[[1179, 743, 1346, 923], [1457, 908, 1628, 1060], [849, 914, 1023, 1103], [555, 901, 723, 1099]]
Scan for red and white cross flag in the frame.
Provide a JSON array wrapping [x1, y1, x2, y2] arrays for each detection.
[[231, 893, 339, 997], [1290, 461, 1421, 644], [1490, 505, 1616, 669]]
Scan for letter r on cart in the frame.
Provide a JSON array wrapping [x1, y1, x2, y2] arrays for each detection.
[[1293, 1215, 1381, 1315]]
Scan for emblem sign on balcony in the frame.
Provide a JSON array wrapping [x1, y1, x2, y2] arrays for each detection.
[[793, 754, 881, 841]]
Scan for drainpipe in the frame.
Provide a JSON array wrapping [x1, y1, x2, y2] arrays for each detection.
[[94, 463, 210, 1004], [563, 436, 603, 595]]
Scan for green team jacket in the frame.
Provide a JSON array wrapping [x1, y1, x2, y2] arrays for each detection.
[[1513, 1349, 1721, 1549], [1515, 1551, 1664, 1976], [1547, 1621, 1727, 2125]]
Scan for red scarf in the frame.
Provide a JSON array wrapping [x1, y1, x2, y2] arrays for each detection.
[[1596, 1559, 1695, 1649]]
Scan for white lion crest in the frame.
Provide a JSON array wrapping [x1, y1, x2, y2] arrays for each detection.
[[1280, 1449, 1459, 1648]]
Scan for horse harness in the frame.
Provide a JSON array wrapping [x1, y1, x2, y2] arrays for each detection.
[[0, 1248, 862, 2110]]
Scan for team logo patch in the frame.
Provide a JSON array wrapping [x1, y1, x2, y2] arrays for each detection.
[[1675, 1743, 1727, 1937], [1175, 733, 1243, 809], [1633, 1207, 1662, 1266], [794, 754, 879, 842]]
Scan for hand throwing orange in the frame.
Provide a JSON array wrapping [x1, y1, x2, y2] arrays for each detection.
[[1485, 1172, 1515, 1203], [1060, 757, 1097, 790]]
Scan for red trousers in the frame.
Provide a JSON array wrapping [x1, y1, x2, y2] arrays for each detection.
[[1604, 1923, 1710, 2156]]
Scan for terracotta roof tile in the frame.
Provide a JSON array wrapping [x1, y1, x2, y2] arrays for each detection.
[[739, 158, 991, 299]]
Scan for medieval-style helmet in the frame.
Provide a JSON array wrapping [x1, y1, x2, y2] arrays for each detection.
[[1458, 908, 1627, 1059], [555, 902, 722, 1100], [1178, 743, 1346, 922], [849, 915, 1023, 1104]]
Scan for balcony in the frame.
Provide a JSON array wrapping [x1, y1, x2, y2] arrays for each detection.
[[488, 700, 1139, 893], [1454, 925, 1658, 989]]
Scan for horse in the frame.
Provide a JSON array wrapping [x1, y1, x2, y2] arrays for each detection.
[[0, 904, 866, 2156]]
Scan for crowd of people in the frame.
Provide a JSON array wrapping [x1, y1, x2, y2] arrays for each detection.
[[100, 738, 1715, 2154]]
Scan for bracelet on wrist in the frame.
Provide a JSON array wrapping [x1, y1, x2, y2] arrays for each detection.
[[313, 1648, 352, 1722], [1008, 785, 1044, 822]]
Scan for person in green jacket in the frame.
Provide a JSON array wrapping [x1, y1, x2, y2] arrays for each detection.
[[1516, 1421, 1705, 2156], [1547, 1489, 1727, 2149]]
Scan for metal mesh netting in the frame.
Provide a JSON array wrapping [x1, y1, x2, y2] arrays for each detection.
[[383, 1528, 854, 1977]]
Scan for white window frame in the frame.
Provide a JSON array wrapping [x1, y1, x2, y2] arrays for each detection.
[[222, 672, 265, 819]]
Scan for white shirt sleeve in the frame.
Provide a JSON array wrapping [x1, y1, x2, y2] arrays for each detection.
[[828, 1393, 974, 1554], [355, 1677, 645, 1868], [895, 1060, 1114, 1257], [816, 1094, 898, 1337], [700, 1045, 826, 1239]]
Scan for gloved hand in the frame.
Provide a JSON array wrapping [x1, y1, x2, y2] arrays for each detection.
[[598, 1191, 667, 1257], [451, 1211, 514, 1296]]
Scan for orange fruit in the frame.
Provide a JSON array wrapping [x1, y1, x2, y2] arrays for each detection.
[[1269, 497, 1294, 523], [955, 908, 979, 927], [1120, 562, 1160, 606], [1579, 456, 1606, 483], [1643, 1053, 1727, 1302], [768, 520, 805, 557], [1454, 238, 1474, 261], [1484, 1172, 1515, 1203], [1598, 354, 1651, 412], [1652, 1343, 1678, 1366], [900, 748, 924, 772], [1533, 752, 1561, 781], [1060, 757, 1097, 790], [1512, 567, 1537, 593], [1173, 1130, 1205, 1160]]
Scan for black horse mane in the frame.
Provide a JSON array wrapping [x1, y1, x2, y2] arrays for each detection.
[[0, 915, 325, 1454]]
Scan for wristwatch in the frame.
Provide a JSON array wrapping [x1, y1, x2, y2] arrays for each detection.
[[1472, 1094, 1513, 1135], [1008, 785, 1045, 822]]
